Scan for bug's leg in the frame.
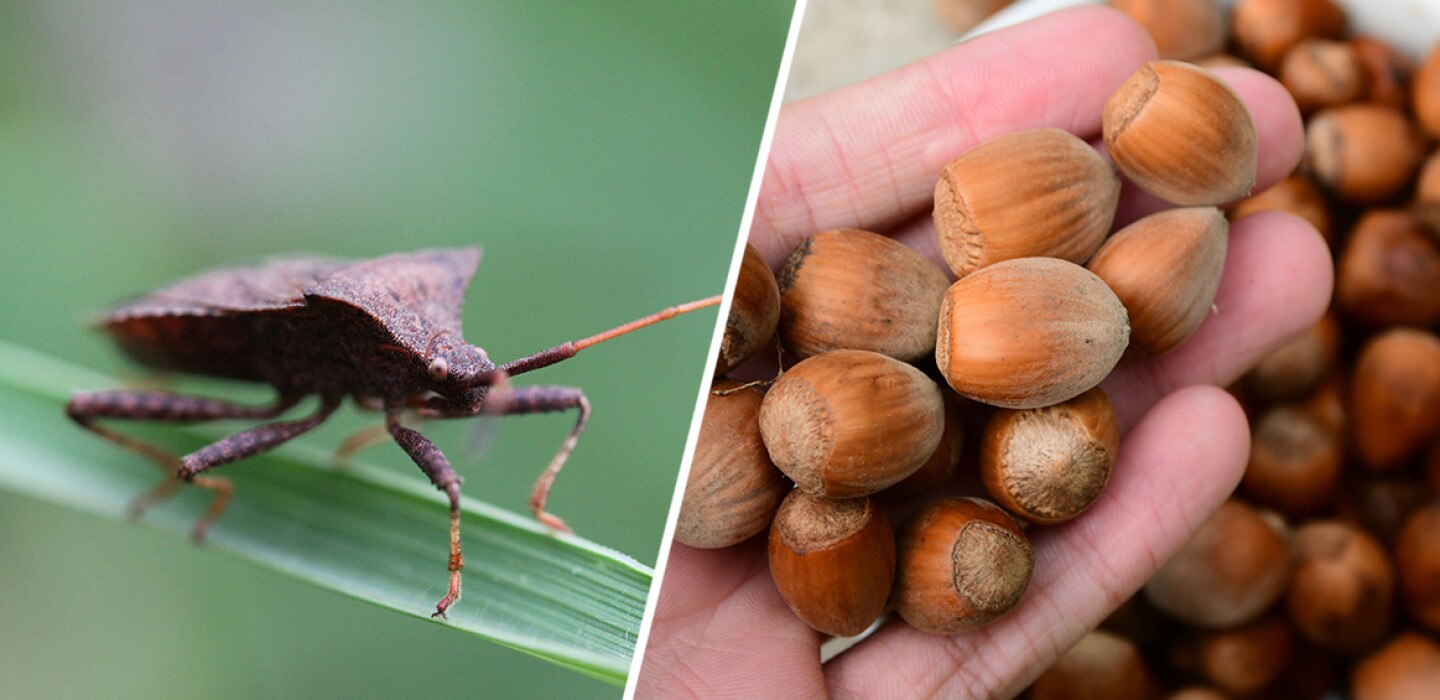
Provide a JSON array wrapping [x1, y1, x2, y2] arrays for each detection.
[[168, 397, 339, 540], [386, 410, 465, 619], [66, 391, 301, 528], [481, 386, 591, 533]]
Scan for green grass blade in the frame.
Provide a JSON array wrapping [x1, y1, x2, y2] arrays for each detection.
[[0, 341, 650, 686]]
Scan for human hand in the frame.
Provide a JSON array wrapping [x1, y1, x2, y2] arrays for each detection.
[[636, 7, 1330, 698]]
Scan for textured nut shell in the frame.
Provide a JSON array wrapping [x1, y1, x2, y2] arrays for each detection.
[[777, 229, 950, 362], [1286, 521, 1394, 652], [937, 257, 1129, 409], [1351, 329, 1440, 471], [1352, 633, 1440, 700], [980, 387, 1118, 525], [1030, 630, 1151, 700], [1336, 210, 1440, 327], [1104, 61, 1257, 205], [1109, 0, 1223, 61], [716, 244, 780, 375], [1278, 39, 1364, 113], [1397, 504, 1440, 631], [1241, 406, 1341, 517], [676, 381, 788, 549], [1182, 616, 1293, 697], [1145, 500, 1291, 629], [767, 492, 895, 636], [1087, 207, 1228, 357], [759, 349, 944, 497], [1230, 0, 1347, 70], [1416, 45, 1440, 138], [933, 128, 1119, 278], [895, 497, 1033, 634], [1306, 105, 1424, 204]]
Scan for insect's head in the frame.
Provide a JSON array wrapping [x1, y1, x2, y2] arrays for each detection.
[[415, 339, 496, 414]]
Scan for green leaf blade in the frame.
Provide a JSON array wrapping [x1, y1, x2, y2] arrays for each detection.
[[0, 341, 651, 686]]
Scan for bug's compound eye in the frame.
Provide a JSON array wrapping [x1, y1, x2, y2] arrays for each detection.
[[427, 357, 449, 381]]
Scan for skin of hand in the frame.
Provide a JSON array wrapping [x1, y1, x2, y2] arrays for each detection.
[[636, 6, 1330, 699]]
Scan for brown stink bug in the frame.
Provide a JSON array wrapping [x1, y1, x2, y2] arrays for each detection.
[[65, 247, 718, 618]]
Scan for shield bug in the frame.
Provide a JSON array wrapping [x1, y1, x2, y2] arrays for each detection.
[[66, 247, 719, 618]]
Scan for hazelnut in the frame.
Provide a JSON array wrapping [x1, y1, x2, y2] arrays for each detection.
[[1241, 404, 1341, 517], [932, 128, 1119, 279], [1350, 329, 1440, 471], [1103, 60, 1258, 205], [1352, 633, 1440, 700], [716, 244, 780, 375], [1238, 312, 1341, 404], [936, 257, 1129, 410], [1350, 36, 1411, 111], [1107, 0, 1224, 61], [675, 380, 788, 549], [894, 497, 1033, 634], [767, 490, 894, 636], [1396, 502, 1440, 632], [1285, 520, 1394, 653], [1145, 499, 1291, 629], [776, 229, 950, 363], [1230, 0, 1347, 71], [1030, 630, 1152, 700], [1278, 39, 1364, 114], [1086, 206, 1228, 357], [979, 386, 1118, 525], [1172, 615, 1293, 697], [1415, 44, 1440, 139], [1305, 104, 1424, 204], [1228, 174, 1334, 245], [1298, 373, 1346, 437], [1336, 210, 1440, 327], [759, 349, 944, 498]]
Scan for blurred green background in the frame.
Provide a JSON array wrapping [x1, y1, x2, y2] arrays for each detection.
[[0, 1, 794, 697]]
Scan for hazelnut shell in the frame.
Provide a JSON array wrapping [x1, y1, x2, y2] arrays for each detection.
[[936, 257, 1129, 410], [1350, 329, 1440, 471], [1086, 206, 1228, 357], [759, 349, 944, 498], [1103, 60, 1257, 205], [1145, 499, 1291, 629], [980, 386, 1118, 525], [777, 229, 949, 362], [894, 497, 1034, 634], [675, 380, 788, 549], [767, 491, 895, 636], [1285, 521, 1394, 653], [716, 244, 780, 375], [933, 128, 1119, 278]]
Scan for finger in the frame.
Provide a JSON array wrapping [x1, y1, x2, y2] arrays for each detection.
[[1102, 210, 1333, 431], [634, 540, 826, 698], [1112, 67, 1305, 227], [825, 385, 1250, 699], [751, 6, 1157, 268]]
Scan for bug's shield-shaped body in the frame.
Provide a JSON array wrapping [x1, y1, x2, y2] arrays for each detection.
[[99, 249, 491, 404], [68, 247, 612, 619]]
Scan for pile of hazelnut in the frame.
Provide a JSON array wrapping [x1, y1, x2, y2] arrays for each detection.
[[1024, 1, 1440, 699], [680, 2, 1260, 655]]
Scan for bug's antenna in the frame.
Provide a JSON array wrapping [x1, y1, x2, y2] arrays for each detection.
[[500, 295, 721, 376]]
